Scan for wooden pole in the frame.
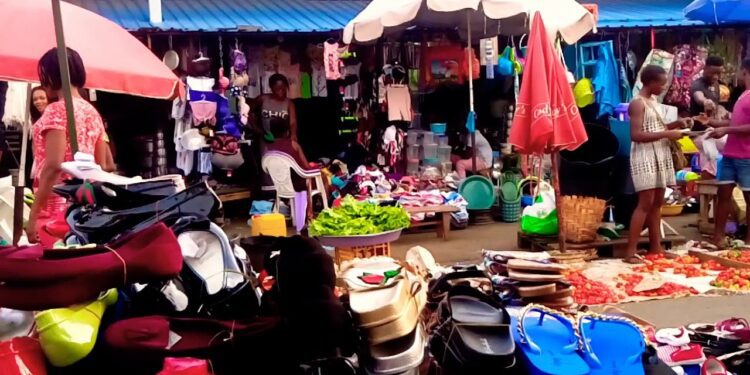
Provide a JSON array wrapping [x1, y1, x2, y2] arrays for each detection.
[[552, 152, 566, 252], [51, 0, 78, 153]]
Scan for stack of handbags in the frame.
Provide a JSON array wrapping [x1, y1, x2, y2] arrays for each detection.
[[339, 257, 426, 375], [427, 270, 516, 372]]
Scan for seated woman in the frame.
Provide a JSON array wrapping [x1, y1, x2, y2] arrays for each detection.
[[265, 118, 316, 219], [451, 130, 493, 179]]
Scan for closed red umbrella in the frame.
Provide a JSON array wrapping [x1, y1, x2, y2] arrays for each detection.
[[0, 0, 181, 99], [508, 12, 588, 251], [509, 12, 587, 154]]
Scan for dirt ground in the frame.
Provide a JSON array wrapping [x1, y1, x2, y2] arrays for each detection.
[[230, 213, 749, 328]]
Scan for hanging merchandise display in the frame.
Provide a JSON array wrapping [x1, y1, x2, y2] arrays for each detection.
[[324, 40, 343, 80], [633, 49, 675, 103], [422, 44, 479, 86], [665, 44, 708, 111], [591, 42, 621, 119], [480, 37, 499, 79]]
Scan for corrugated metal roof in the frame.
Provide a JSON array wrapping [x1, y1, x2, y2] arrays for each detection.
[[590, 0, 704, 28], [65, 0, 369, 32], [66, 0, 706, 32]]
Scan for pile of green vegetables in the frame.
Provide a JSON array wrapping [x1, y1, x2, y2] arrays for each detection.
[[309, 196, 411, 236]]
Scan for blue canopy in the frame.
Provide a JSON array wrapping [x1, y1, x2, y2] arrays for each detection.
[[684, 0, 750, 24]]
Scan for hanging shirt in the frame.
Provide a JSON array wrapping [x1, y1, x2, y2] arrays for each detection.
[[311, 63, 328, 97], [246, 46, 263, 98], [343, 63, 361, 100], [324, 41, 342, 80], [2, 81, 29, 127]]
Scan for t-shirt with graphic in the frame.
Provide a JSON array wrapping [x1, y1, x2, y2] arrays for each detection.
[[33, 97, 105, 218], [260, 97, 291, 133], [723, 90, 750, 159]]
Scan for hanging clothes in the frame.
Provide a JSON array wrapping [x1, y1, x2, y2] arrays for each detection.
[[591, 43, 622, 119], [377, 125, 404, 172], [2, 81, 29, 126], [342, 63, 361, 100], [246, 46, 263, 98], [311, 63, 328, 97], [632, 49, 675, 103], [665, 44, 708, 111], [386, 85, 412, 122], [324, 41, 342, 80], [618, 60, 633, 103]]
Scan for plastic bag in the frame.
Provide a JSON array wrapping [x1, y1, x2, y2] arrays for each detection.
[[521, 208, 558, 236]]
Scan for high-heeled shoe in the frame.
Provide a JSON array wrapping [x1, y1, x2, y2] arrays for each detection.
[[35, 288, 118, 367]]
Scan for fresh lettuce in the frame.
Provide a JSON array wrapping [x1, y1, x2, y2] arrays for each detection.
[[309, 196, 411, 236]]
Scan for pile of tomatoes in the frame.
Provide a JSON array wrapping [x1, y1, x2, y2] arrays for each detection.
[[633, 254, 726, 276], [616, 273, 699, 298], [723, 250, 750, 263], [672, 264, 708, 278], [562, 270, 619, 305], [710, 268, 750, 291]]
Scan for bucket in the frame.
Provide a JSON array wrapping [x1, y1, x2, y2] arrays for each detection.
[[560, 124, 618, 199]]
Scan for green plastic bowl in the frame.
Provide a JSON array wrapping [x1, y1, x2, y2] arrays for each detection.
[[459, 175, 496, 210]]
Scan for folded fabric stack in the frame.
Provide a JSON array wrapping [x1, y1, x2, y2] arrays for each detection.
[[339, 257, 427, 375]]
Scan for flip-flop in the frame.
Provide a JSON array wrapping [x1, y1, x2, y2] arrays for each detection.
[[513, 304, 589, 375], [430, 285, 515, 370], [578, 313, 646, 375]]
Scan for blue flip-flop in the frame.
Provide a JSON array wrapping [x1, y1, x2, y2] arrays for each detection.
[[513, 305, 589, 375], [578, 313, 646, 375]]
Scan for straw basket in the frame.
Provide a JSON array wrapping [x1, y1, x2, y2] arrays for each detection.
[[559, 196, 606, 243]]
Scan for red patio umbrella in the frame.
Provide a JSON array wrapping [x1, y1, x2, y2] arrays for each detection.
[[0, 0, 182, 244], [0, 0, 181, 100], [508, 12, 588, 251]]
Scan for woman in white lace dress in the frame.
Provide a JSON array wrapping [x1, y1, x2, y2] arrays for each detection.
[[624, 65, 690, 263]]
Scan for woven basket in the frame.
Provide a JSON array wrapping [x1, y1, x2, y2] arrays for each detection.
[[501, 199, 522, 223], [560, 196, 606, 243]]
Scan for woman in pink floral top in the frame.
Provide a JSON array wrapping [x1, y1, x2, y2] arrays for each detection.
[[27, 48, 107, 245]]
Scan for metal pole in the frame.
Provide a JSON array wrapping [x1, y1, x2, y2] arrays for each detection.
[[51, 0, 78, 153], [467, 11, 477, 172], [10, 170, 22, 245]]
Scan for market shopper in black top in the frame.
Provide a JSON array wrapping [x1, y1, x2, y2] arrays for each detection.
[[690, 56, 724, 116]]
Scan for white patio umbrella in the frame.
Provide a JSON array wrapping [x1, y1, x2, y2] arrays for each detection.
[[344, 0, 595, 170]]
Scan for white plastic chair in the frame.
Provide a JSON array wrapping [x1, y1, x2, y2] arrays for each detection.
[[261, 151, 329, 225]]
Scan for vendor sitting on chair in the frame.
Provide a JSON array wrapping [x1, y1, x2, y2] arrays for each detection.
[[451, 129, 493, 180], [265, 118, 328, 219]]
